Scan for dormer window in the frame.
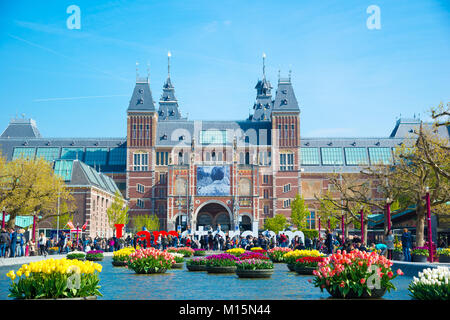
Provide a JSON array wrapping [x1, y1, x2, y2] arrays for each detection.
[[281, 99, 288, 105], [179, 135, 185, 141], [139, 89, 144, 94], [161, 134, 168, 140], [170, 110, 175, 116], [138, 98, 144, 104]]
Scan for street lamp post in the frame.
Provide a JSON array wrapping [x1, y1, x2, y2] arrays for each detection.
[[318, 217, 321, 240], [386, 197, 391, 232], [360, 209, 364, 245], [423, 187, 433, 262], [341, 215, 345, 244], [1, 208, 7, 229], [32, 212, 37, 242], [76, 223, 80, 249]]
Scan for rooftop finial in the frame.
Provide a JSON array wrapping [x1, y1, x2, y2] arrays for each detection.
[[278, 69, 280, 82], [262, 52, 266, 79], [289, 65, 292, 81], [136, 61, 139, 80], [168, 51, 171, 77]]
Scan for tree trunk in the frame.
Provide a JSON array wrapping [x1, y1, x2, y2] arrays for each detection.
[[6, 215, 16, 229], [415, 205, 426, 247], [363, 219, 369, 246]]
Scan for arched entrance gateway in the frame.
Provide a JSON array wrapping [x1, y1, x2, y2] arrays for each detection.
[[195, 202, 232, 232]]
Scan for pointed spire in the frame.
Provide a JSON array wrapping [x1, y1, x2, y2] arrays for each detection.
[[168, 51, 171, 77], [136, 62, 139, 80], [262, 52, 266, 79]]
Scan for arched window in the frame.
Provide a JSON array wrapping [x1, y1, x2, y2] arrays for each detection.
[[245, 152, 250, 165], [239, 152, 244, 164]]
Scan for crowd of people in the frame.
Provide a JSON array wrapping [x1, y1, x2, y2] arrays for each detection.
[[0, 228, 130, 258], [1, 224, 423, 261]]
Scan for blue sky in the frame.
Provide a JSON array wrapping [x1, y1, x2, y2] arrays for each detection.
[[0, 0, 448, 138]]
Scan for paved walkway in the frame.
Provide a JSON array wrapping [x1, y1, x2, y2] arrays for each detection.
[[392, 260, 450, 277], [0, 252, 114, 267]]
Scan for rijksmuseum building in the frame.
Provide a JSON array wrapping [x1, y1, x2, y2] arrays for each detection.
[[1, 58, 449, 238]]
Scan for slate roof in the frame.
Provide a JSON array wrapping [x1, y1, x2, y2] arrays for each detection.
[[250, 78, 273, 121], [127, 77, 156, 112], [0, 136, 126, 173], [0, 118, 42, 138], [55, 159, 120, 195], [389, 118, 449, 138], [157, 75, 184, 121], [155, 120, 272, 147], [272, 77, 300, 113]]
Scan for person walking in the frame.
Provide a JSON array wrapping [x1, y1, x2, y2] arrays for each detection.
[[401, 228, 412, 262], [385, 229, 395, 260], [9, 229, 17, 258], [38, 232, 47, 256], [325, 230, 334, 255], [0, 228, 10, 258], [28, 239, 36, 256], [17, 229, 25, 257]]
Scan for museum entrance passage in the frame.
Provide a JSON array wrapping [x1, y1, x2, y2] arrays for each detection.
[[196, 202, 231, 232]]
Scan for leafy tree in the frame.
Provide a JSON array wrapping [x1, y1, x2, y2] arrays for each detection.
[[133, 214, 160, 232], [51, 201, 74, 229], [0, 156, 74, 229], [315, 174, 374, 242], [106, 190, 129, 234], [264, 214, 288, 234], [361, 124, 449, 247], [290, 194, 310, 229]]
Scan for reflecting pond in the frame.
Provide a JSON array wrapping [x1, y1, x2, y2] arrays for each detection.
[[0, 256, 413, 300]]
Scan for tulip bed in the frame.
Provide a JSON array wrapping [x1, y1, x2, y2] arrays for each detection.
[[226, 248, 246, 257], [6, 258, 102, 299], [168, 247, 195, 257], [235, 259, 274, 270], [205, 253, 240, 267], [312, 250, 404, 298], [283, 249, 323, 265], [408, 266, 450, 300], [126, 248, 175, 274], [112, 247, 136, 263], [267, 247, 292, 262]]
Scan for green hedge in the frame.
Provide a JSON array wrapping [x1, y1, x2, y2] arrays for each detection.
[[299, 229, 319, 239]]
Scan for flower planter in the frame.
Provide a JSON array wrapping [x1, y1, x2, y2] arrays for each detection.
[[326, 286, 387, 299], [86, 256, 104, 261], [186, 264, 207, 271], [172, 262, 184, 269], [392, 251, 404, 261], [235, 269, 274, 278], [286, 263, 296, 272], [67, 257, 86, 261], [206, 266, 237, 274], [194, 251, 206, 257], [135, 268, 168, 274], [438, 255, 450, 263], [412, 255, 428, 263], [112, 260, 127, 267], [294, 265, 316, 275]]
